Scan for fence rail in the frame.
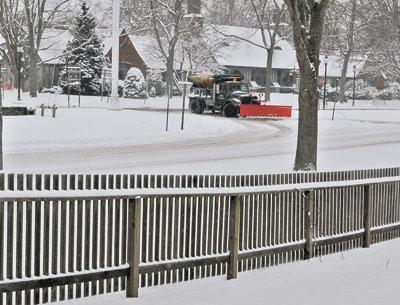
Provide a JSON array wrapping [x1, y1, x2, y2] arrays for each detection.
[[1, 168, 400, 305]]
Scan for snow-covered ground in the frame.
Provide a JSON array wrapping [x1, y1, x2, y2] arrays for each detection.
[[55, 238, 400, 305], [2, 90, 400, 174]]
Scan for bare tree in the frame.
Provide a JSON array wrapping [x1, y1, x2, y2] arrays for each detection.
[[121, 0, 152, 35], [22, 0, 70, 97], [324, 0, 380, 103], [363, 0, 400, 80], [149, 0, 188, 90], [210, 1, 287, 101], [248, 0, 286, 101], [0, 0, 25, 86], [284, 0, 330, 171], [204, 0, 252, 26]]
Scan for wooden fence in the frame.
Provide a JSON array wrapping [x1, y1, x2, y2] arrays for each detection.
[[0, 168, 400, 305]]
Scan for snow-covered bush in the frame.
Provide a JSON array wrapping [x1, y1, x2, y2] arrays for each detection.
[[320, 84, 340, 101], [345, 80, 400, 100], [146, 69, 166, 96], [41, 86, 63, 94], [345, 79, 378, 100], [375, 82, 400, 100], [149, 87, 157, 97], [123, 68, 148, 98]]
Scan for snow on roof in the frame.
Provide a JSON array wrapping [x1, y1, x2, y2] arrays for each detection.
[[102, 32, 164, 70], [210, 25, 298, 70], [103, 32, 191, 71], [319, 53, 366, 78], [128, 35, 166, 70]]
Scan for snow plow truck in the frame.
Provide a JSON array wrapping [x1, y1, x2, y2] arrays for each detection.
[[188, 74, 292, 118]]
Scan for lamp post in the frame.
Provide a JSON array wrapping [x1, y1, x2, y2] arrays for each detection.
[[110, 0, 120, 110], [17, 46, 23, 102], [323, 55, 328, 110], [352, 65, 356, 107]]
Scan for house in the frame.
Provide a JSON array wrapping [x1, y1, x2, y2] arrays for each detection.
[[103, 30, 167, 80], [210, 25, 298, 88], [318, 53, 366, 87], [104, 25, 299, 89], [0, 29, 71, 91]]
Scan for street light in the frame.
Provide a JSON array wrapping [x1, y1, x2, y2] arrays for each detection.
[[352, 65, 356, 106], [323, 54, 328, 110], [17, 46, 23, 102]]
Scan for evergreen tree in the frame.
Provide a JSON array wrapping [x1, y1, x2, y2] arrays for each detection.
[[59, 1, 106, 95]]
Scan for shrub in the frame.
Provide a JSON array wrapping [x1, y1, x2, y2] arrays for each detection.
[[345, 79, 378, 100], [123, 68, 148, 98], [146, 69, 166, 96]]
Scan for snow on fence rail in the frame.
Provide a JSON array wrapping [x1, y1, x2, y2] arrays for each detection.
[[0, 168, 400, 305]]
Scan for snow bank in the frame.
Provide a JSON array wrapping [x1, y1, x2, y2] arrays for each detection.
[[53, 238, 400, 305]]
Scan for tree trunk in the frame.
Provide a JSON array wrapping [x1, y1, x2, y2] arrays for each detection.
[[28, 49, 39, 97], [264, 48, 273, 101], [339, 0, 357, 103], [285, 0, 330, 171], [0, 85, 2, 169], [166, 53, 175, 97], [339, 51, 351, 103], [294, 72, 319, 171]]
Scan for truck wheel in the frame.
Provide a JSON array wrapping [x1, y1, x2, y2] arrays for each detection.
[[190, 100, 202, 114], [223, 103, 239, 118], [199, 100, 206, 114]]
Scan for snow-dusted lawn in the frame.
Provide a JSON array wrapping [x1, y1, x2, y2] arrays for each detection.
[[2, 89, 400, 173], [55, 239, 400, 305]]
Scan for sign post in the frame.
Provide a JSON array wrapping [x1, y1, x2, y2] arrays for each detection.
[[67, 66, 82, 108], [101, 67, 112, 103], [178, 81, 193, 131], [166, 86, 171, 132]]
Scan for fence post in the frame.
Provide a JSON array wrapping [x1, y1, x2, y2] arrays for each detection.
[[363, 185, 372, 248], [304, 190, 314, 260], [227, 195, 240, 280], [126, 196, 141, 298]]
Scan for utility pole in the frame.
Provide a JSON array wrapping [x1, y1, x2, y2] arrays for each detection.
[[352, 65, 356, 107], [110, 0, 120, 110]]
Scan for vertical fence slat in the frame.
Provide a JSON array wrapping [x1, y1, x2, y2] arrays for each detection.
[[363, 185, 372, 248], [227, 196, 240, 280], [127, 197, 141, 298], [304, 190, 314, 260]]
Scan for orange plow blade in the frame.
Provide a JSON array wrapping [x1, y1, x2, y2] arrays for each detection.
[[240, 104, 292, 118]]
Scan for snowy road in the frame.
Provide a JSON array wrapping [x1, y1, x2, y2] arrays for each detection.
[[4, 107, 400, 174], [3, 91, 400, 174]]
